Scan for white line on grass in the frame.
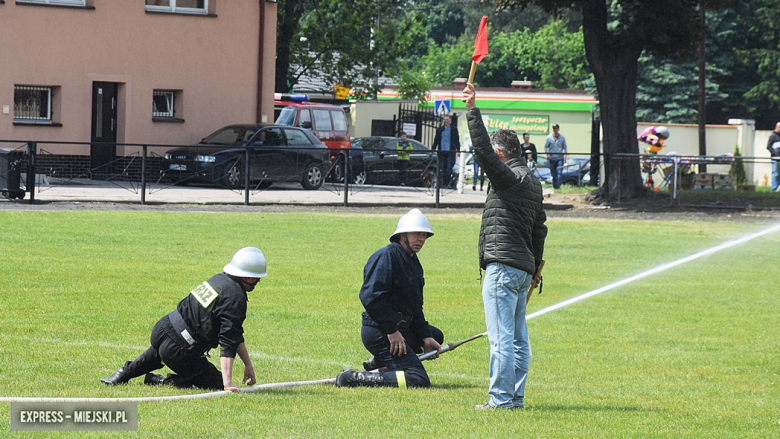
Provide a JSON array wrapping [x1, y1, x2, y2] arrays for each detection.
[[526, 221, 780, 320], [0, 334, 348, 368], [4, 222, 779, 402]]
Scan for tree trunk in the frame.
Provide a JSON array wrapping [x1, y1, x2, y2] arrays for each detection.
[[275, 0, 304, 94], [581, 3, 645, 200]]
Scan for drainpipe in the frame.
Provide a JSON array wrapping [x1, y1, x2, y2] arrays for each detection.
[[257, 0, 265, 124]]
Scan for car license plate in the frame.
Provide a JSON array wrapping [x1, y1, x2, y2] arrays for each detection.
[[169, 164, 186, 171]]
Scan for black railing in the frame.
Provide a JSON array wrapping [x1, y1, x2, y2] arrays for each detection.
[[1, 138, 772, 208]]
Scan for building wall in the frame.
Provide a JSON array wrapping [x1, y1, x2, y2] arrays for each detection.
[[636, 121, 772, 185], [0, 0, 275, 157], [753, 130, 772, 187], [376, 86, 598, 153], [349, 100, 418, 139]]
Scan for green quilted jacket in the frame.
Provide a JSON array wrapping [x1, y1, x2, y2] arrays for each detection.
[[467, 108, 547, 274]]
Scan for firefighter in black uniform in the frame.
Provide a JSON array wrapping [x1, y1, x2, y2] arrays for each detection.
[[100, 247, 267, 392], [336, 209, 444, 388]]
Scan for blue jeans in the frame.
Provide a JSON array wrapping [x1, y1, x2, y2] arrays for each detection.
[[472, 158, 484, 188], [482, 263, 532, 408], [772, 160, 780, 191], [549, 158, 564, 189]]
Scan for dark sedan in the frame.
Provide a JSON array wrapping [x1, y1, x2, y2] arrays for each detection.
[[350, 136, 438, 187], [533, 156, 591, 186], [160, 124, 331, 190]]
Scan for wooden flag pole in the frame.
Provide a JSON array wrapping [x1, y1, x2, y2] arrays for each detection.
[[467, 60, 477, 84]]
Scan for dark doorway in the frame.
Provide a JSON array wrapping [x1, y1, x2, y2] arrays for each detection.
[[91, 82, 118, 179]]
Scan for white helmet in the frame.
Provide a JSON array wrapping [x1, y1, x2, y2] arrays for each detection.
[[655, 126, 670, 139], [224, 247, 268, 278], [390, 209, 434, 242]]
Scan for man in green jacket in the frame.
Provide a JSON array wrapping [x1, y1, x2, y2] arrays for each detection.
[[396, 132, 413, 186], [462, 83, 547, 410]]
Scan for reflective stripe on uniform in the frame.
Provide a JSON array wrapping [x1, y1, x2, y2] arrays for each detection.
[[190, 281, 219, 308], [395, 371, 407, 389]]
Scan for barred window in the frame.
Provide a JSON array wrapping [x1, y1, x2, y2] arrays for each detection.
[[153, 90, 175, 118], [17, 0, 86, 5], [145, 0, 207, 14], [14, 86, 52, 122]]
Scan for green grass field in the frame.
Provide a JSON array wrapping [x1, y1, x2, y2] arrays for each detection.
[[0, 210, 778, 438]]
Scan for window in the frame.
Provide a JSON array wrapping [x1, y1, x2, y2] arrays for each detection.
[[16, 0, 86, 5], [153, 90, 175, 118], [312, 109, 332, 131], [331, 110, 347, 131], [298, 109, 311, 128], [284, 129, 312, 145], [145, 0, 207, 14], [258, 128, 283, 146], [153, 89, 184, 121], [14, 86, 52, 123]]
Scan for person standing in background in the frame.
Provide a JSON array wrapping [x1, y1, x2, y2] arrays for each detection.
[[544, 124, 567, 189], [432, 115, 460, 188]]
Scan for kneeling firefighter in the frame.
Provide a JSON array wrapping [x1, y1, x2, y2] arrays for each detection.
[[336, 209, 444, 388], [100, 247, 267, 392]]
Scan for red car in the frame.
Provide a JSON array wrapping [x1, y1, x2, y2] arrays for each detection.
[[274, 94, 350, 181]]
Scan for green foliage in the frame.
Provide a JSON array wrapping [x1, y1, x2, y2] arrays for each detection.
[[0, 211, 778, 436], [734, 0, 780, 129], [394, 65, 432, 104], [418, 20, 591, 89], [278, 0, 428, 94], [636, 6, 756, 125], [734, 145, 748, 185]]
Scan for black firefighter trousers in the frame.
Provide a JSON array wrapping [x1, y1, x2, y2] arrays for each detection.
[[123, 316, 224, 390], [361, 324, 444, 388]]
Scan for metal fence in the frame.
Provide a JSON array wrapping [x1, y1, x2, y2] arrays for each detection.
[[0, 139, 472, 207], [1, 138, 773, 208]]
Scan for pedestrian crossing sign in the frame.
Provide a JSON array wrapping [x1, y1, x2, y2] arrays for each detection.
[[435, 99, 450, 115]]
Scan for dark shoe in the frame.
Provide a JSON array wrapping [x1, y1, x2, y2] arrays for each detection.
[[472, 185, 476, 191], [336, 368, 386, 387], [100, 361, 133, 386], [362, 356, 383, 371], [144, 373, 166, 386]]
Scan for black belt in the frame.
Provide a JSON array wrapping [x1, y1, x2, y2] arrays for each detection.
[[396, 312, 413, 329], [168, 309, 197, 347]]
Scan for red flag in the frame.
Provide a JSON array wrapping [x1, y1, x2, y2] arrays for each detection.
[[472, 16, 489, 64]]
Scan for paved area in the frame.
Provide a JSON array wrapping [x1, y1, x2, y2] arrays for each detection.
[[2, 179, 569, 209]]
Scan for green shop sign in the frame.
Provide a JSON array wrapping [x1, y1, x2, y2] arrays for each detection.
[[484, 114, 549, 135]]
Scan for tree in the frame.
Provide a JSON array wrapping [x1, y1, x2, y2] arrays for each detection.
[[276, 0, 307, 93], [636, 5, 754, 125], [275, 0, 427, 95], [493, 0, 726, 199], [418, 20, 590, 90], [395, 64, 432, 104], [735, 0, 780, 129]]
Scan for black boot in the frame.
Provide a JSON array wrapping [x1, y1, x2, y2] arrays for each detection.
[[144, 373, 166, 386], [362, 356, 384, 371], [335, 368, 387, 387], [100, 361, 134, 386]]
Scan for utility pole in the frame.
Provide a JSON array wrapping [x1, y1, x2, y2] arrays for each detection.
[[697, 1, 707, 173]]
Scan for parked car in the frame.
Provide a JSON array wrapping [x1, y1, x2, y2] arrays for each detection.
[[344, 144, 366, 185], [532, 157, 591, 186], [274, 94, 350, 182], [160, 124, 331, 190], [451, 153, 476, 185], [350, 136, 438, 187]]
